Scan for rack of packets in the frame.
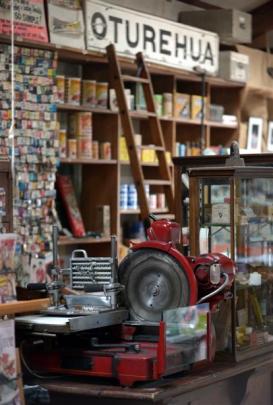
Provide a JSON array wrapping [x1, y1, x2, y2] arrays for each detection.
[[0, 44, 59, 257]]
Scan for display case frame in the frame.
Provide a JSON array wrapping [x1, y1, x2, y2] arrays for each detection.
[[188, 163, 273, 361]]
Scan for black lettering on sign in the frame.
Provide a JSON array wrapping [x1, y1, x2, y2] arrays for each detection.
[[91, 12, 107, 40], [203, 42, 214, 65], [126, 20, 139, 48], [175, 34, 187, 59], [159, 29, 171, 56], [143, 25, 156, 52], [109, 15, 122, 43], [190, 38, 201, 62]]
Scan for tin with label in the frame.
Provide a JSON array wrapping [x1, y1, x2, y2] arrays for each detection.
[[68, 139, 77, 159], [58, 129, 67, 158], [92, 141, 99, 160], [66, 77, 81, 105], [56, 75, 65, 104], [120, 184, 128, 210], [163, 93, 173, 117], [82, 80, 96, 106], [127, 184, 138, 210], [96, 82, 108, 109], [78, 138, 92, 159], [100, 142, 112, 160]]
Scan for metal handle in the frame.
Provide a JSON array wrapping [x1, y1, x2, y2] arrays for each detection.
[[84, 284, 104, 293], [71, 249, 88, 258]]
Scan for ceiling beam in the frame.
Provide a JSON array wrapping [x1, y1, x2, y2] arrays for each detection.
[[251, 1, 273, 39], [177, 0, 222, 9]]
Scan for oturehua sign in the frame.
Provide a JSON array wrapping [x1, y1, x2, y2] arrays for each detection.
[[85, 0, 219, 74]]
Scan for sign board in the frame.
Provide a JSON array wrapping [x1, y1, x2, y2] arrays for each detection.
[[0, 0, 48, 43], [85, 0, 219, 75]]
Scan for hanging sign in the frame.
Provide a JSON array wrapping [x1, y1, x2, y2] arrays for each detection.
[[85, 0, 219, 75], [0, 0, 48, 43]]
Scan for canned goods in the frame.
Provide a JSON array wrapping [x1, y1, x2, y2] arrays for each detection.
[[163, 93, 173, 117], [58, 129, 67, 158], [127, 184, 138, 210], [157, 193, 166, 209], [82, 80, 96, 106], [68, 139, 77, 159], [56, 75, 65, 103], [77, 138, 92, 159], [96, 82, 108, 108], [149, 194, 157, 210], [99, 142, 111, 160], [66, 77, 81, 105], [154, 94, 163, 116], [92, 141, 99, 160], [120, 184, 128, 210]]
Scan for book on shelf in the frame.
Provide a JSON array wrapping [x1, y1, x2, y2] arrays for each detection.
[[56, 174, 86, 237]]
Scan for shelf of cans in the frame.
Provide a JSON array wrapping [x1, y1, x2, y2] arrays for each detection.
[[56, 77, 112, 161], [0, 44, 58, 255], [120, 184, 167, 212]]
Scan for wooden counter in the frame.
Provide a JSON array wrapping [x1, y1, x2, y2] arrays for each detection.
[[33, 353, 273, 405]]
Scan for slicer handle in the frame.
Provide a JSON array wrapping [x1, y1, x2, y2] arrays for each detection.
[[71, 249, 88, 258], [84, 284, 104, 293], [27, 283, 47, 291]]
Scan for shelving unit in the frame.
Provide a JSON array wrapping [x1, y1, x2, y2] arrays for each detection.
[[0, 33, 246, 257]]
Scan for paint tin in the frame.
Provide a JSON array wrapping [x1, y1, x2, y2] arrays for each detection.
[[149, 194, 157, 210], [92, 141, 99, 160], [56, 75, 65, 103], [66, 77, 81, 105], [77, 138, 92, 159], [100, 142, 112, 160], [163, 93, 173, 117], [58, 129, 67, 158], [96, 82, 108, 108], [82, 80, 96, 106], [68, 139, 77, 159], [120, 184, 128, 210], [154, 94, 163, 116], [127, 184, 138, 209]]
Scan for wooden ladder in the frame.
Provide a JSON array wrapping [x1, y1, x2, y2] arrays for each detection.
[[106, 44, 174, 220]]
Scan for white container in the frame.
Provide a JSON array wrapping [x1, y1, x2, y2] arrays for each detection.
[[219, 51, 249, 83]]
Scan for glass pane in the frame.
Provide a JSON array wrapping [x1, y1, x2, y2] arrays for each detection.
[[198, 178, 231, 257], [164, 304, 209, 367], [235, 177, 273, 352]]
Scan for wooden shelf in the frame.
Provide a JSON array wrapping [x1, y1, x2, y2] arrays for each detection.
[[0, 299, 50, 316], [0, 34, 247, 90], [129, 111, 157, 119], [57, 104, 117, 115], [121, 161, 173, 167], [60, 158, 117, 165], [58, 236, 111, 246], [175, 117, 238, 128]]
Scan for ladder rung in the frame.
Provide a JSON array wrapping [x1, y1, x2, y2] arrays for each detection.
[[122, 75, 149, 84], [144, 180, 172, 186], [129, 111, 157, 119], [139, 145, 164, 151]]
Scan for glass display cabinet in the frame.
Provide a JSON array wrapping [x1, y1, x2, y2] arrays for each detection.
[[188, 151, 273, 361]]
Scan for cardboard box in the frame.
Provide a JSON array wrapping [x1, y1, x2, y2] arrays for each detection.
[[174, 93, 190, 118], [219, 51, 249, 83], [95, 205, 110, 236], [191, 95, 207, 120], [47, 1, 85, 48], [179, 9, 252, 45]]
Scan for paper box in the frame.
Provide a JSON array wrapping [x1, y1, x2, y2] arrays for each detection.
[[95, 205, 110, 237], [47, 1, 85, 49], [219, 51, 249, 83], [179, 9, 252, 45]]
